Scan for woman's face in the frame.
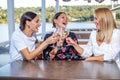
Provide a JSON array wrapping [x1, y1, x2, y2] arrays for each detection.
[[93, 14, 100, 30], [54, 13, 68, 28], [29, 15, 41, 32]]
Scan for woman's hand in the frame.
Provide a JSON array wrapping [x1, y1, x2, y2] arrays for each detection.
[[56, 36, 64, 48], [66, 37, 76, 45], [45, 34, 59, 45]]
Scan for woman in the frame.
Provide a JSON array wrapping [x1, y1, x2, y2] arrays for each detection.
[[43, 12, 81, 60], [66, 8, 120, 61], [9, 11, 58, 62]]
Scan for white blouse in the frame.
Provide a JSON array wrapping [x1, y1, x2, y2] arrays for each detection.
[[81, 29, 120, 61]]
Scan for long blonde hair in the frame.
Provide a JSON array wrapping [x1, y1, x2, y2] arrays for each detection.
[[95, 8, 117, 43]]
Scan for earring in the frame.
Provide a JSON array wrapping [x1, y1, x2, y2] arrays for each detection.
[[28, 26, 30, 28]]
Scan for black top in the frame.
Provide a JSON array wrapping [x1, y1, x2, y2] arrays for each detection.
[[43, 32, 82, 60]]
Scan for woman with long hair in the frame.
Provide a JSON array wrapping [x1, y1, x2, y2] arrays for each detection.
[[66, 8, 120, 61]]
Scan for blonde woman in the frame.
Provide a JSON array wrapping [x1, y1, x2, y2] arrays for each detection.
[[66, 8, 120, 61]]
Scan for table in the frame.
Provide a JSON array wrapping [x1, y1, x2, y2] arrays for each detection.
[[0, 60, 120, 80]]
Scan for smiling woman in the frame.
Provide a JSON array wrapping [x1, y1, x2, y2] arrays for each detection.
[[9, 11, 59, 62], [66, 7, 120, 62], [43, 12, 82, 60]]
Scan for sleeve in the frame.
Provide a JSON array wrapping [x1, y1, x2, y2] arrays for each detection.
[[67, 32, 82, 60], [69, 32, 78, 44], [104, 30, 120, 61], [80, 31, 94, 58], [44, 33, 50, 41], [43, 33, 54, 60], [12, 33, 27, 52]]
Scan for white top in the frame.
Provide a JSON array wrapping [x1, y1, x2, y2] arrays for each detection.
[[80, 29, 120, 61], [9, 28, 37, 62]]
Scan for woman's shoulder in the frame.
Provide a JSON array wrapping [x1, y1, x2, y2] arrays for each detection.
[[113, 28, 120, 33], [91, 30, 97, 33], [68, 32, 77, 38], [44, 32, 53, 40], [12, 28, 22, 38], [45, 32, 53, 36], [113, 29, 120, 37], [11, 29, 25, 42], [89, 30, 97, 36], [69, 32, 76, 36]]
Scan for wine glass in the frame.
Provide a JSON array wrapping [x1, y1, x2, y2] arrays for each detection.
[[56, 27, 64, 36], [53, 28, 70, 49], [50, 28, 62, 48], [62, 30, 69, 38], [52, 27, 66, 49], [62, 30, 71, 47], [57, 27, 64, 49]]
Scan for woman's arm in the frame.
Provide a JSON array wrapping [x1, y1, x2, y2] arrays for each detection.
[[20, 35, 58, 61], [49, 47, 59, 60], [34, 40, 43, 60], [66, 37, 84, 55], [66, 31, 94, 58], [85, 54, 104, 61], [49, 36, 64, 60]]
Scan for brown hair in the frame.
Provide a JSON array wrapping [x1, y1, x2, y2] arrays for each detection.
[[19, 11, 37, 31], [52, 12, 66, 28]]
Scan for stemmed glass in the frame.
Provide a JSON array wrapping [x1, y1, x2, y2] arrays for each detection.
[[56, 27, 64, 36], [62, 30, 71, 47], [62, 30, 69, 38], [50, 28, 62, 48], [58, 28, 70, 48], [56, 27, 64, 49], [51, 27, 70, 48]]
